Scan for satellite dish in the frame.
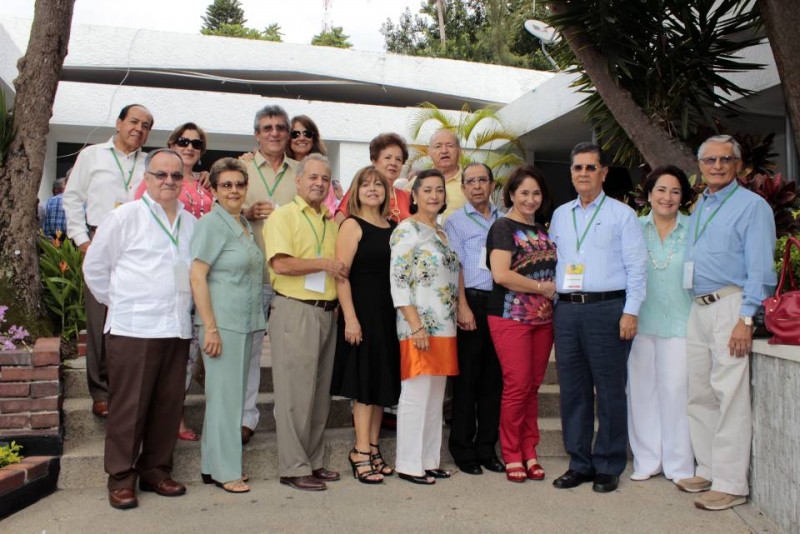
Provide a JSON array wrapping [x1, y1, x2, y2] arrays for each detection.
[[524, 19, 558, 45]]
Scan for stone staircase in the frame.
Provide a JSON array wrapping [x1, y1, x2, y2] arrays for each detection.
[[59, 337, 566, 488]]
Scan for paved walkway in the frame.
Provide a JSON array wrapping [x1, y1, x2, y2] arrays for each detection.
[[3, 458, 778, 533]]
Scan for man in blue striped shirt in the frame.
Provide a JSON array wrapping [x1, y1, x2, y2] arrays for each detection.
[[549, 142, 647, 493], [444, 162, 504, 475], [678, 135, 776, 511]]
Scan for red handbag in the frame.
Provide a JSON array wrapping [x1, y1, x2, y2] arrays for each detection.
[[763, 236, 800, 345]]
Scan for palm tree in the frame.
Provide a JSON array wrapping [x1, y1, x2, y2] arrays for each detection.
[[408, 102, 525, 183]]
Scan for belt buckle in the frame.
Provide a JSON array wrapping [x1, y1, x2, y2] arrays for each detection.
[[577, 293, 587, 304]]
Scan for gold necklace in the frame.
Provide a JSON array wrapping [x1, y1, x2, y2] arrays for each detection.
[[389, 188, 401, 222]]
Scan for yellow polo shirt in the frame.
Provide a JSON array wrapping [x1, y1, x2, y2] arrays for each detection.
[[406, 166, 466, 223], [264, 196, 338, 301]]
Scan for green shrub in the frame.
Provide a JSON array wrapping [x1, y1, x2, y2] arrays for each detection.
[[0, 441, 23, 468], [39, 233, 86, 343], [775, 234, 800, 287]]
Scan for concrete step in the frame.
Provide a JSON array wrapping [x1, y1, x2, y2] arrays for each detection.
[[58, 420, 569, 489], [62, 394, 355, 442]]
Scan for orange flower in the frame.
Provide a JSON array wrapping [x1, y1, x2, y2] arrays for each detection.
[[59, 260, 69, 273]]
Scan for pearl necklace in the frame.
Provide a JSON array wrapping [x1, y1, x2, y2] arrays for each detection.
[[646, 223, 685, 270]]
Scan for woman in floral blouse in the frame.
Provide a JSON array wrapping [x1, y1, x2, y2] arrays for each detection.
[[389, 169, 459, 485], [486, 165, 557, 483]]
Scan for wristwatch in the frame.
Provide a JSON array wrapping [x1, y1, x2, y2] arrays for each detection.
[[740, 316, 753, 327]]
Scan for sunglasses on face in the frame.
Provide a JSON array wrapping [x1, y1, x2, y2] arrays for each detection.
[[217, 181, 248, 190], [699, 155, 739, 166], [571, 164, 600, 172], [291, 129, 314, 140], [260, 124, 289, 134], [147, 171, 184, 181], [174, 137, 204, 150]]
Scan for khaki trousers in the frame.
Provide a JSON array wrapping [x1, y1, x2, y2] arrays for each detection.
[[269, 296, 336, 477], [686, 291, 751, 496]]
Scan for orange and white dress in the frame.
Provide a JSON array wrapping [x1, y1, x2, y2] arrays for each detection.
[[389, 219, 459, 380]]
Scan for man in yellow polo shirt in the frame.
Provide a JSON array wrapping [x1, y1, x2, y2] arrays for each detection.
[[409, 129, 466, 222], [264, 153, 349, 492]]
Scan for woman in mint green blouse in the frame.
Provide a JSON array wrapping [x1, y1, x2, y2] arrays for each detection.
[[190, 158, 265, 493], [627, 166, 696, 485]]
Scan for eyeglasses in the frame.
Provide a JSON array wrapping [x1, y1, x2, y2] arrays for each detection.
[[571, 164, 600, 172], [291, 129, 314, 140], [463, 177, 491, 186], [146, 171, 184, 181], [217, 181, 248, 190], [259, 124, 289, 134], [174, 137, 204, 150], [699, 155, 739, 166]]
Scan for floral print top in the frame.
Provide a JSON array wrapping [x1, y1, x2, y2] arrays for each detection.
[[486, 217, 557, 325], [389, 219, 460, 340]]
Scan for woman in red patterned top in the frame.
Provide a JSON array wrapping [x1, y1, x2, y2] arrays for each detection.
[[485, 165, 557, 483]]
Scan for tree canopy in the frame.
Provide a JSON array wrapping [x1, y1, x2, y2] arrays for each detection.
[[311, 26, 353, 49], [381, 0, 553, 70], [201, 0, 246, 31]]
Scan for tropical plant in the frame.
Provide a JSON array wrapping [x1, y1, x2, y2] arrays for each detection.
[[774, 233, 800, 287], [0, 305, 29, 351], [408, 102, 525, 176], [38, 232, 85, 344], [310, 27, 353, 49], [739, 173, 799, 237], [0, 441, 23, 468]]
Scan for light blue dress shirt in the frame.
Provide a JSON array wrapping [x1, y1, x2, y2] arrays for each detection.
[[550, 192, 648, 316], [444, 203, 499, 291], [684, 180, 776, 317], [638, 212, 692, 338]]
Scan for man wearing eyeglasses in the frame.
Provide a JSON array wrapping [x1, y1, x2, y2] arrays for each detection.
[[549, 142, 647, 493], [240, 105, 299, 445], [678, 135, 775, 511], [83, 149, 196, 509], [63, 103, 153, 420], [443, 162, 504, 476], [427, 129, 467, 221]]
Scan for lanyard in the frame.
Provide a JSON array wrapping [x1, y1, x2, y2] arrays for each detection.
[[464, 206, 496, 230], [255, 161, 288, 198], [294, 200, 327, 256], [110, 149, 138, 192], [142, 196, 181, 248], [693, 184, 738, 245], [572, 194, 606, 251]]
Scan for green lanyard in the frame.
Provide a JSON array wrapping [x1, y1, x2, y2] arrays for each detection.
[[294, 200, 327, 256], [572, 194, 606, 251], [693, 184, 738, 245], [110, 149, 138, 192], [255, 161, 288, 198], [142, 196, 181, 248], [464, 206, 496, 230]]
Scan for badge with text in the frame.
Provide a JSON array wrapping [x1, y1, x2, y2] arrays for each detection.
[[478, 246, 489, 271], [683, 261, 694, 290], [304, 271, 326, 293], [563, 263, 585, 290]]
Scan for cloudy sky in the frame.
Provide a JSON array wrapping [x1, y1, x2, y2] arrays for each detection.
[[1, 0, 424, 52]]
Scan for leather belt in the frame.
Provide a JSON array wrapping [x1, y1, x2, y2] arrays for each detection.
[[557, 290, 626, 304], [465, 288, 491, 298], [694, 285, 741, 306], [276, 293, 338, 311]]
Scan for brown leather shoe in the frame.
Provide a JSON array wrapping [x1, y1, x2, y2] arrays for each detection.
[[280, 475, 327, 491], [109, 488, 137, 510], [241, 426, 254, 445], [139, 478, 186, 497], [312, 467, 340, 481], [92, 401, 109, 418]]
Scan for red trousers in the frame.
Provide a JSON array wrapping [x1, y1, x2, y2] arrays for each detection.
[[487, 316, 553, 464]]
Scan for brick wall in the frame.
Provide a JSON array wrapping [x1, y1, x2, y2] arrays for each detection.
[[0, 338, 61, 438]]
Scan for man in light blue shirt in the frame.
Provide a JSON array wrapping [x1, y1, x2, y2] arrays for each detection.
[[679, 135, 776, 511], [444, 162, 504, 476], [549, 142, 647, 493]]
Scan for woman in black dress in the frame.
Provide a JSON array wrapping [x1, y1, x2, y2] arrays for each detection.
[[331, 166, 400, 484]]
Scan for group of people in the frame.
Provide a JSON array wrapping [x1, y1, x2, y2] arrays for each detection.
[[64, 102, 776, 513]]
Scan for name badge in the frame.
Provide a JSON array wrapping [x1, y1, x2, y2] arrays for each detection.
[[304, 271, 326, 293], [563, 263, 585, 291], [174, 262, 191, 293], [478, 246, 489, 271], [683, 261, 694, 290]]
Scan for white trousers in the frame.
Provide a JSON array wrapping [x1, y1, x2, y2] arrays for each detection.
[[396, 375, 446, 476], [627, 334, 695, 481], [241, 330, 264, 430], [686, 292, 751, 496]]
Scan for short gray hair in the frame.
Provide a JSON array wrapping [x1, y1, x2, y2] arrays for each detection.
[[253, 105, 289, 133], [697, 134, 742, 160], [429, 128, 460, 148], [296, 153, 330, 177], [145, 148, 183, 172]]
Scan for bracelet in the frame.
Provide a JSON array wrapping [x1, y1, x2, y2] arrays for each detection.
[[536, 281, 541, 292], [410, 325, 426, 335], [206, 327, 218, 333]]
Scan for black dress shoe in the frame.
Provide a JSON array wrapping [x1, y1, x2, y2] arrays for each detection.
[[425, 468, 451, 479], [479, 457, 506, 473], [552, 469, 595, 489], [592, 473, 619, 493], [457, 462, 483, 475]]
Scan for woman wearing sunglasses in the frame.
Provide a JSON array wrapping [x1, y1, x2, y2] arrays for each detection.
[[285, 115, 341, 217]]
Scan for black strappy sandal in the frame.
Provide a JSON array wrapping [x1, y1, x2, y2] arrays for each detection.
[[349, 448, 383, 485], [370, 442, 394, 476]]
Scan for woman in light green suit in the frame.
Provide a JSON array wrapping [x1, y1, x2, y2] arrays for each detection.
[[190, 158, 265, 493]]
